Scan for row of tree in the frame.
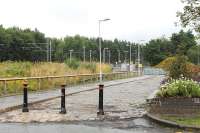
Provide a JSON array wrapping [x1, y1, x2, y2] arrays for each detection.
[[0, 24, 199, 66], [0, 25, 139, 64]]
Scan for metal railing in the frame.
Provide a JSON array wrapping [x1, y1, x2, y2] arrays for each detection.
[[0, 72, 137, 96]]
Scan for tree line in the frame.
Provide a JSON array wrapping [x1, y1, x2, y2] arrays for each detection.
[[0, 25, 139, 64], [0, 25, 199, 66]]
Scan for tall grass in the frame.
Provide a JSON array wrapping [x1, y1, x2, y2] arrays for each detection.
[[0, 61, 112, 95]]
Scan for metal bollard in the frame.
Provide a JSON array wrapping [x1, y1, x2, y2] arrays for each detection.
[[97, 84, 104, 115], [60, 84, 66, 114], [22, 80, 29, 112]]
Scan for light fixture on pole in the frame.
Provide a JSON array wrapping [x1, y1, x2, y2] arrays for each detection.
[[98, 18, 111, 83]]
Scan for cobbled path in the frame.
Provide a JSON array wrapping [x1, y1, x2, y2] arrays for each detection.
[[0, 76, 164, 122]]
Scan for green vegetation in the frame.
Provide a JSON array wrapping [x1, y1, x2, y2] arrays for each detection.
[[161, 116, 200, 127], [0, 61, 112, 95], [177, 0, 200, 33], [0, 25, 199, 66], [157, 77, 200, 98], [169, 55, 190, 79], [65, 58, 80, 69]]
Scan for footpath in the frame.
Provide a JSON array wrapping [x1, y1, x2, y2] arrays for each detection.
[[0, 75, 155, 112]]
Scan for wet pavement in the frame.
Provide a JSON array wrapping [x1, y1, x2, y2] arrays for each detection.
[[0, 120, 197, 133], [0, 76, 163, 122], [0, 75, 152, 110], [0, 75, 199, 132]]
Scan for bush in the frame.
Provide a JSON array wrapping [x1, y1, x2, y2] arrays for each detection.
[[155, 57, 176, 71], [156, 77, 200, 98], [64, 58, 80, 69], [169, 55, 190, 79]]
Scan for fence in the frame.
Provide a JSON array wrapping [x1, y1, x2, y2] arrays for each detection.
[[0, 72, 137, 96], [144, 67, 166, 75]]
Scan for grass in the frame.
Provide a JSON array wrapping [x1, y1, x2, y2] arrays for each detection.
[[0, 61, 113, 95], [161, 116, 200, 127]]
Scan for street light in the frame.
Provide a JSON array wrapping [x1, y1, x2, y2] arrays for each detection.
[[124, 50, 128, 64], [89, 50, 92, 63], [138, 40, 145, 76], [69, 49, 74, 63], [126, 43, 132, 71], [103, 48, 108, 63], [118, 50, 121, 63], [108, 50, 111, 64], [98, 18, 111, 83], [83, 46, 86, 62]]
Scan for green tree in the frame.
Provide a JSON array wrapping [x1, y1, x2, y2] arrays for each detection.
[[171, 30, 196, 55], [143, 38, 172, 66], [187, 45, 200, 64], [177, 0, 200, 32]]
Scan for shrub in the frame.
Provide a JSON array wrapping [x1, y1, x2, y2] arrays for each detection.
[[64, 58, 80, 69], [156, 77, 200, 98], [169, 55, 190, 79], [155, 57, 176, 71]]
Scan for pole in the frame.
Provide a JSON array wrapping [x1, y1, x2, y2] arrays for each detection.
[[129, 45, 131, 71], [60, 84, 66, 114], [69, 50, 73, 63], [83, 46, 86, 62], [90, 50, 92, 63], [98, 19, 110, 83], [108, 50, 111, 64], [99, 21, 102, 83], [97, 84, 104, 115], [49, 40, 52, 62], [47, 41, 49, 62], [118, 50, 120, 63], [103, 48, 105, 63], [138, 44, 140, 76], [22, 80, 29, 112]]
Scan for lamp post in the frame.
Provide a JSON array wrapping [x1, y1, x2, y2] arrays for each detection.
[[126, 44, 132, 71], [83, 46, 86, 62], [118, 50, 121, 63], [108, 50, 111, 64], [89, 50, 92, 63], [103, 48, 108, 63], [69, 49, 73, 63], [98, 18, 110, 83], [138, 40, 145, 76], [124, 50, 128, 64]]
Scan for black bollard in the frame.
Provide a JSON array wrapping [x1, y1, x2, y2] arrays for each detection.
[[97, 84, 104, 115], [22, 80, 29, 112], [60, 84, 66, 114]]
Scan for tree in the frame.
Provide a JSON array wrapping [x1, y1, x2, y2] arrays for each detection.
[[171, 30, 196, 55], [187, 45, 200, 64], [177, 0, 200, 32], [143, 38, 172, 66]]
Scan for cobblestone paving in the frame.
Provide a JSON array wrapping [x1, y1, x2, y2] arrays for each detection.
[[0, 76, 164, 122]]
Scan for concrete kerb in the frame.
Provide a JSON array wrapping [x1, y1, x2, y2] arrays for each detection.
[[146, 113, 200, 130], [0, 76, 155, 114]]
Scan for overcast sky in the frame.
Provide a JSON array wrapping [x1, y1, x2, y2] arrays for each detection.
[[0, 0, 184, 42]]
